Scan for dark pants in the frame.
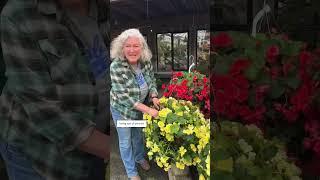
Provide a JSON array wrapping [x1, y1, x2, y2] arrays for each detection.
[[0, 141, 106, 180], [0, 142, 44, 180]]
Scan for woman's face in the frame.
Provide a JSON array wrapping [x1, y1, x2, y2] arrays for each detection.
[[123, 37, 142, 65]]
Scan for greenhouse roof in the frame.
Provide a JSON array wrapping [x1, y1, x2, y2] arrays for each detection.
[[110, 0, 209, 28]]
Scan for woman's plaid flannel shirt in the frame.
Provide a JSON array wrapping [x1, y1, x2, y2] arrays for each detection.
[[110, 58, 158, 120]]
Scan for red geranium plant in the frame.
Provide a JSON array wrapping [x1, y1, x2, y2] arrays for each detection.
[[212, 31, 320, 175], [161, 71, 210, 119]]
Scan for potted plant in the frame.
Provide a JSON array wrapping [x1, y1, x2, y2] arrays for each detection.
[[211, 31, 320, 177], [161, 71, 210, 119], [213, 120, 301, 180], [143, 97, 210, 180]]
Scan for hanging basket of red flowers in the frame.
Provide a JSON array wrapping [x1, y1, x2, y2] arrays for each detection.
[[211, 31, 320, 176], [161, 71, 210, 119]]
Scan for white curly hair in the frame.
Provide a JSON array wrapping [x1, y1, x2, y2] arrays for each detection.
[[110, 28, 152, 62]]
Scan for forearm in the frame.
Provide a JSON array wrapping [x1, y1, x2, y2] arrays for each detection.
[[134, 102, 151, 114], [78, 128, 110, 160]]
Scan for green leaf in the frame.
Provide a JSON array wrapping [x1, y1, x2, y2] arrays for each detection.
[[214, 133, 233, 149], [171, 123, 180, 134], [244, 48, 265, 69], [213, 55, 232, 75], [213, 149, 231, 161], [212, 170, 235, 180], [269, 81, 285, 99], [261, 145, 278, 161], [259, 167, 276, 180], [255, 33, 267, 41], [176, 116, 187, 124], [215, 157, 234, 173], [280, 41, 302, 56], [244, 65, 260, 81], [159, 116, 166, 123], [247, 166, 263, 177], [229, 31, 256, 49], [281, 76, 300, 89], [167, 113, 177, 124], [255, 71, 271, 85]]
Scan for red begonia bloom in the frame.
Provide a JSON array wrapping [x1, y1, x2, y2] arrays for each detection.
[[266, 45, 280, 64], [211, 32, 233, 48]]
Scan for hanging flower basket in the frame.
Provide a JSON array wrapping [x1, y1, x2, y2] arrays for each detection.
[[211, 31, 320, 176], [143, 97, 210, 180], [162, 71, 210, 119], [213, 120, 302, 179]]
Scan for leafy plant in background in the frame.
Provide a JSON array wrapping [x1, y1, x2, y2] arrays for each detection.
[[213, 120, 301, 180], [143, 97, 210, 180], [211, 31, 320, 175], [162, 71, 210, 119]]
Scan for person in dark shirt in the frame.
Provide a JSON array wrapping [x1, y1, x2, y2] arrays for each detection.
[[0, 0, 110, 179]]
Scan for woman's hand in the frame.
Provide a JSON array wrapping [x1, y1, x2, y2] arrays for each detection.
[[152, 97, 160, 110], [148, 107, 159, 118]]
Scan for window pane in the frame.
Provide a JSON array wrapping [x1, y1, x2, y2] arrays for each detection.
[[173, 33, 188, 70], [157, 33, 172, 71], [197, 30, 210, 75]]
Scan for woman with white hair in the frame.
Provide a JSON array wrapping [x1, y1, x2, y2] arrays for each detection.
[[110, 28, 159, 180]]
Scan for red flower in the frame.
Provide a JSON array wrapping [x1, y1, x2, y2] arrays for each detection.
[[304, 120, 320, 138], [304, 138, 313, 149], [175, 72, 184, 78], [196, 94, 203, 101], [274, 104, 299, 123], [239, 106, 251, 117], [299, 51, 313, 66], [211, 32, 233, 48], [282, 62, 293, 76], [270, 67, 281, 79], [229, 58, 250, 76], [193, 75, 197, 82], [266, 45, 280, 64], [313, 141, 320, 155], [181, 79, 188, 86], [203, 77, 208, 84], [161, 84, 166, 90], [225, 103, 240, 119], [290, 81, 315, 113], [233, 74, 249, 89], [214, 90, 230, 114], [283, 108, 299, 123], [241, 106, 266, 124], [255, 85, 270, 105]]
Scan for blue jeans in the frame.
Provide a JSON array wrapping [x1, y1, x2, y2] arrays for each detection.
[[0, 142, 44, 180], [110, 107, 145, 177]]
